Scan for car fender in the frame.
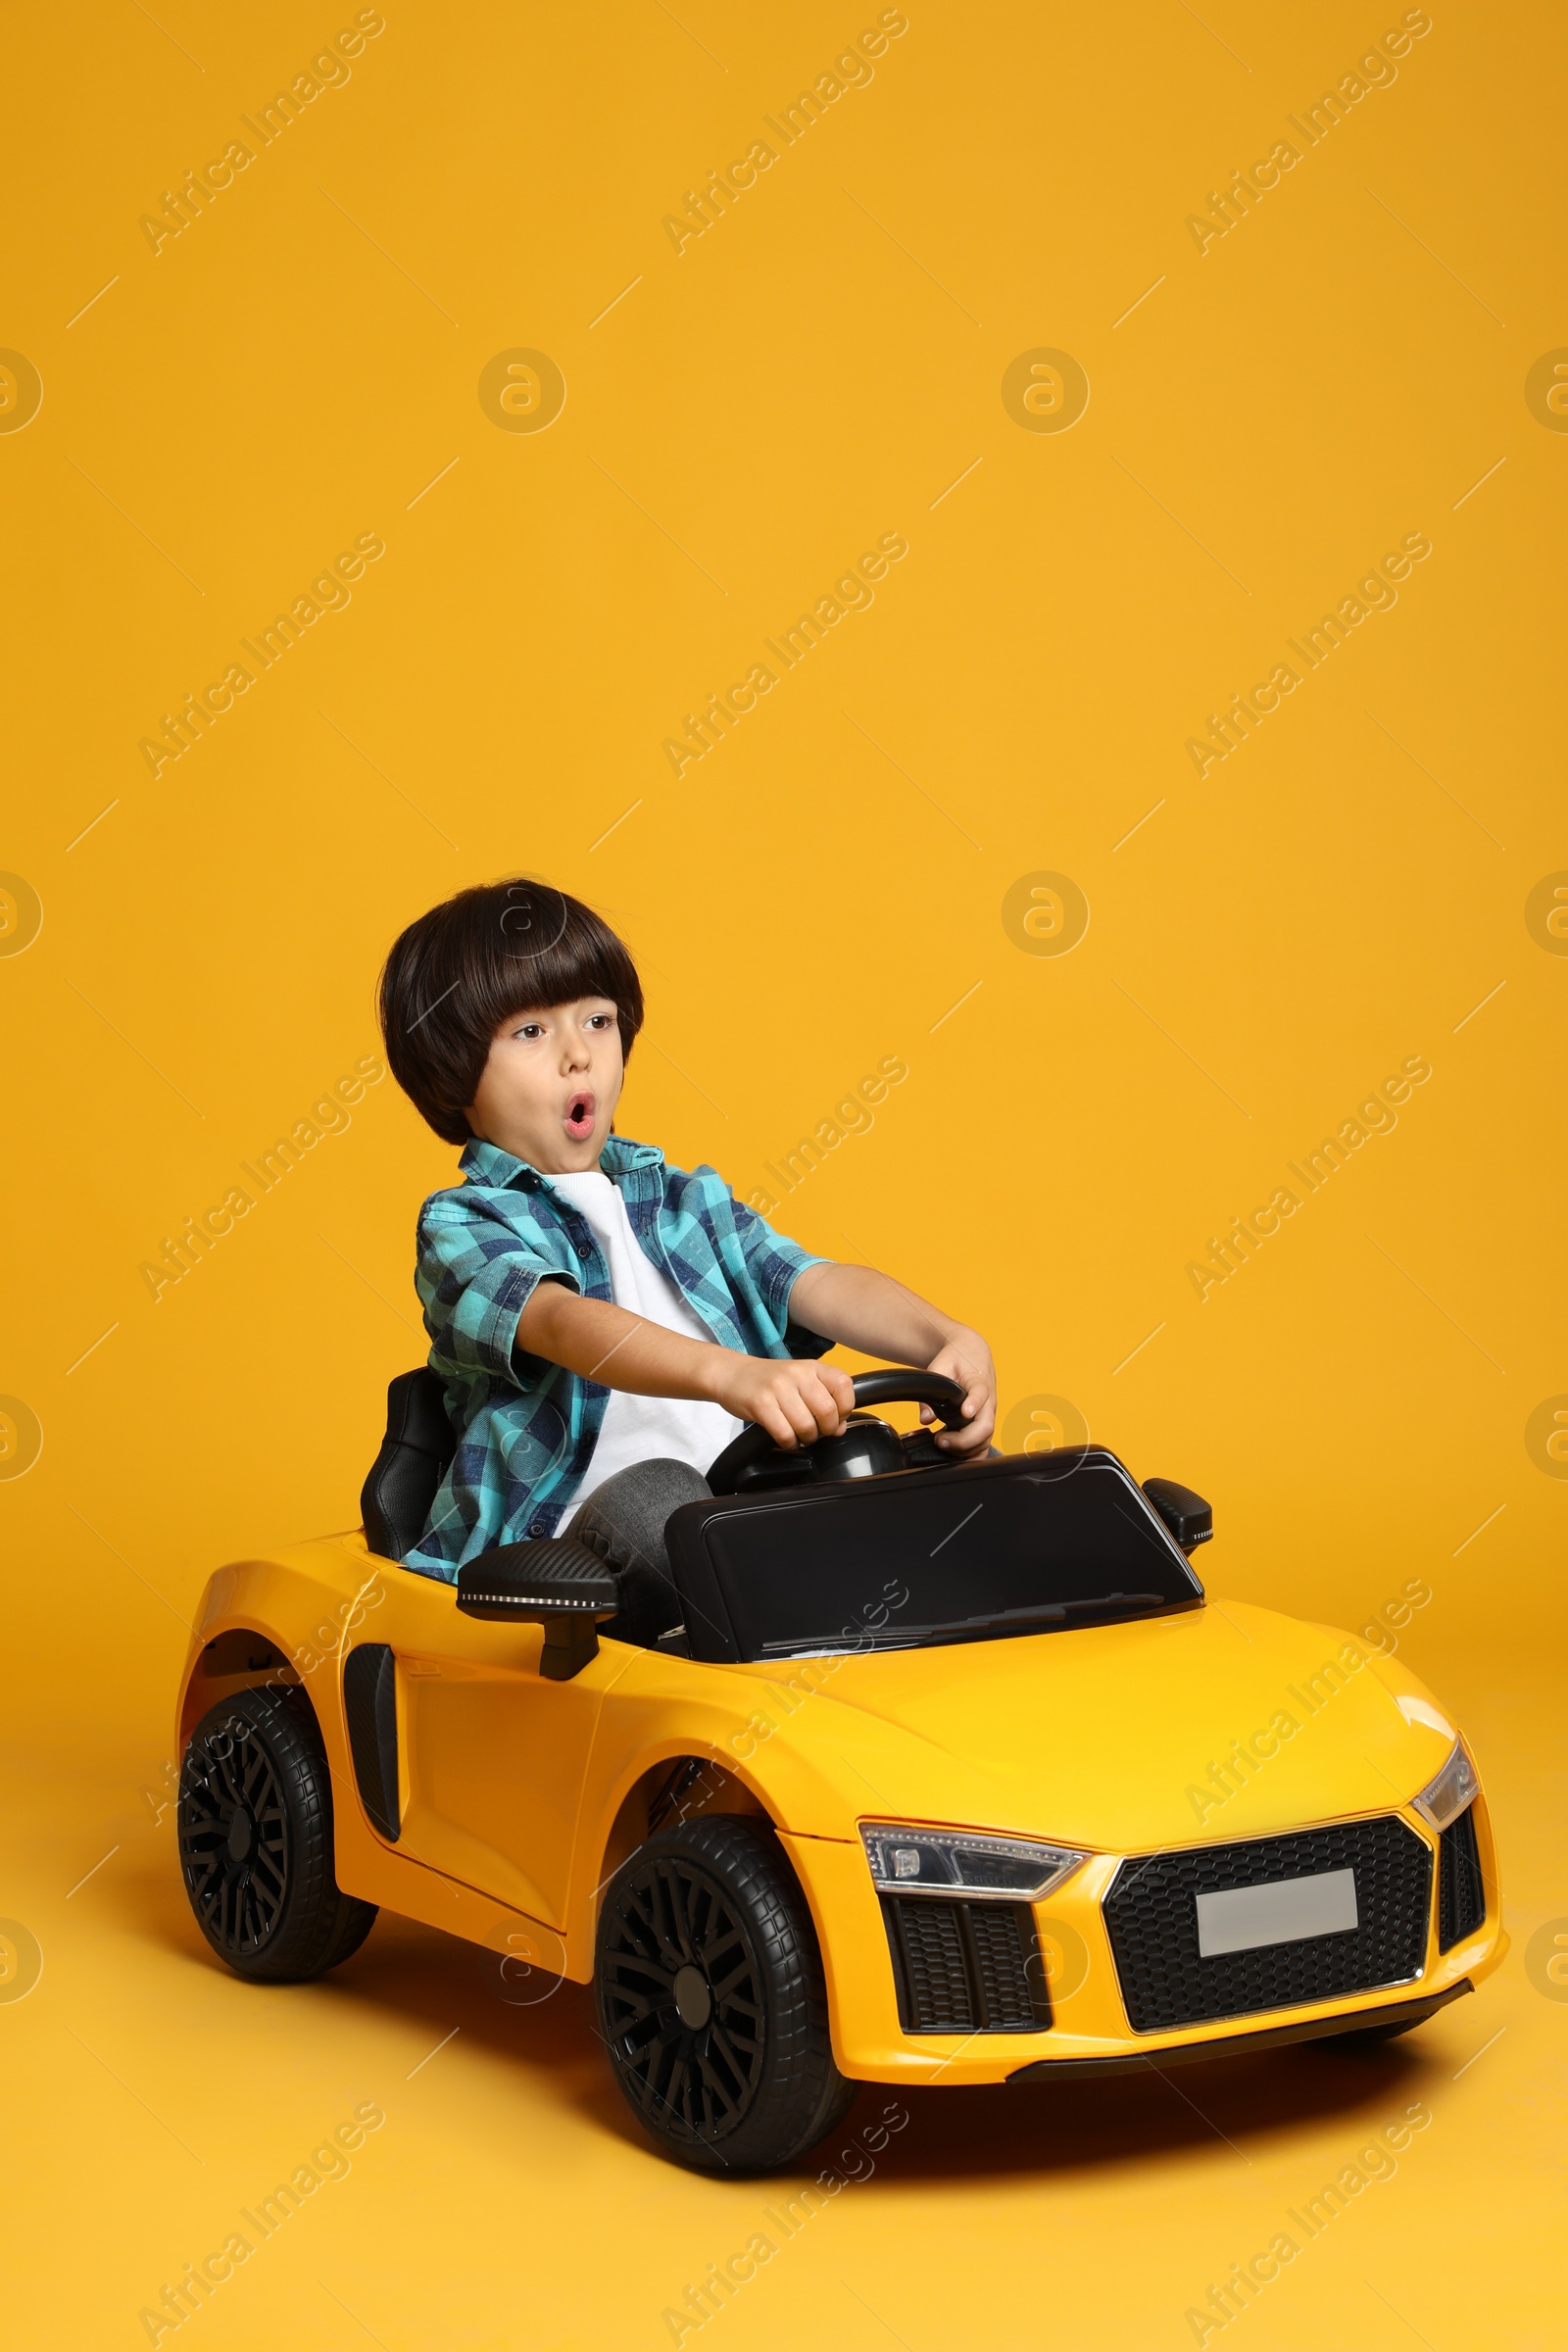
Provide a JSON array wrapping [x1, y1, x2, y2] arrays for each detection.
[[177, 1541, 576, 1974]]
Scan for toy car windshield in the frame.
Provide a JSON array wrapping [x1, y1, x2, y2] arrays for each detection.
[[665, 1446, 1205, 1663]]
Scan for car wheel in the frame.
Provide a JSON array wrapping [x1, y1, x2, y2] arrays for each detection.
[[595, 1815, 858, 2173], [178, 1686, 376, 1983]]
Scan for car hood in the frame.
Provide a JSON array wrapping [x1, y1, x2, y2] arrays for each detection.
[[734, 1598, 1459, 1849]]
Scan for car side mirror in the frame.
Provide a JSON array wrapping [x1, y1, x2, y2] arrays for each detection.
[[456, 1538, 620, 1680], [1142, 1478, 1213, 1553]]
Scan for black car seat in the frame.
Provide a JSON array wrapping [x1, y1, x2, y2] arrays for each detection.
[[361, 1368, 457, 1563], [359, 1367, 685, 1655]]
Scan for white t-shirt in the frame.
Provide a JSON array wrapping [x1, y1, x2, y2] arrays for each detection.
[[544, 1168, 744, 1505]]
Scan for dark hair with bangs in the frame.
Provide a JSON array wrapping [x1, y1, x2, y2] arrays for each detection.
[[377, 878, 645, 1147]]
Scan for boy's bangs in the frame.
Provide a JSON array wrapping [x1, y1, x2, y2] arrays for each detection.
[[478, 882, 622, 1023]]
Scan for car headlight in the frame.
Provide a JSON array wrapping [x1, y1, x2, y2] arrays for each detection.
[[859, 1824, 1087, 1902], [1412, 1739, 1479, 1833]]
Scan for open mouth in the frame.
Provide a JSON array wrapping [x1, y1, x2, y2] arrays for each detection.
[[564, 1090, 596, 1141]]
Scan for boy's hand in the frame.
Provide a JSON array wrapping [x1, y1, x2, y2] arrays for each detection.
[[710, 1355, 858, 1451], [920, 1326, 997, 1456]]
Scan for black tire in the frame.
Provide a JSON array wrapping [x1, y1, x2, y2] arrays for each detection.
[[178, 1685, 376, 1983], [595, 1815, 858, 2173]]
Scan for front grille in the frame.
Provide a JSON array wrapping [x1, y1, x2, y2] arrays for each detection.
[[1103, 1816, 1432, 2033], [881, 1896, 1051, 2034], [1438, 1804, 1486, 1949]]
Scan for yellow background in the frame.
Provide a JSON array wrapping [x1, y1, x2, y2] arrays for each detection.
[[2, 2, 1563, 2345]]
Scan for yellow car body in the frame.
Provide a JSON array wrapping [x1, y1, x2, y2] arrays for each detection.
[[176, 1526, 1503, 2084]]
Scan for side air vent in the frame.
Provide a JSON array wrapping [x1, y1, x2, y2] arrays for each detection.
[[343, 1644, 400, 1842], [1437, 1804, 1487, 1950], [881, 1896, 1051, 2034]]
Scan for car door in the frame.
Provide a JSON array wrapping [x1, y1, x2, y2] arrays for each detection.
[[364, 1568, 629, 1929]]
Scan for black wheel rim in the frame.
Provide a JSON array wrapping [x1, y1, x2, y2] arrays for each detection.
[[600, 1854, 765, 2146], [178, 1715, 291, 1956]]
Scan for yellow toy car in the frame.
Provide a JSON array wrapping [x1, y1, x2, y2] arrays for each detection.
[[175, 1368, 1503, 2172]]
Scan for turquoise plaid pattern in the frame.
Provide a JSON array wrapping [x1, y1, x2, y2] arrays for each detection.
[[402, 1133, 831, 1580]]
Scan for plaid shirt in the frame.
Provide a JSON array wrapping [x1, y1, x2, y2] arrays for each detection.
[[402, 1133, 832, 1580]]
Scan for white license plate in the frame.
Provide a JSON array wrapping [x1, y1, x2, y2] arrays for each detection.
[[1196, 1867, 1358, 1957]]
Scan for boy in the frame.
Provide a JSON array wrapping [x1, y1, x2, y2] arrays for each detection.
[[378, 878, 996, 1627]]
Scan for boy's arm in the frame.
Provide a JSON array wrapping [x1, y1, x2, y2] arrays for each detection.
[[515, 1280, 857, 1453], [784, 1261, 997, 1455]]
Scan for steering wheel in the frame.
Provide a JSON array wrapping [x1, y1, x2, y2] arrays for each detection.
[[706, 1367, 969, 1497]]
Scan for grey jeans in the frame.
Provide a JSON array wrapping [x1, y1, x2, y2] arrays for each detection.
[[564, 1456, 711, 1644]]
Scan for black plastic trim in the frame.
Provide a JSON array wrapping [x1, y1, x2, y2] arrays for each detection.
[[667, 1446, 1203, 1665], [1102, 1813, 1432, 2032], [343, 1643, 400, 1841], [455, 1537, 621, 1679], [1006, 1978, 1474, 2081], [1141, 1477, 1213, 1551], [1437, 1803, 1487, 1950], [881, 1895, 1052, 2034]]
